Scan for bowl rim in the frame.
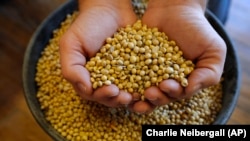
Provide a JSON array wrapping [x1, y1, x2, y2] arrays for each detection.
[[205, 10, 241, 124], [22, 0, 241, 140], [22, 0, 78, 140]]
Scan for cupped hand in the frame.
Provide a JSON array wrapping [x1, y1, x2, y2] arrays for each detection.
[[59, 0, 137, 107], [129, 0, 227, 113]]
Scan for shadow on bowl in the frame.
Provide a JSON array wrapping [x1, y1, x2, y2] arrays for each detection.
[[22, 0, 241, 140]]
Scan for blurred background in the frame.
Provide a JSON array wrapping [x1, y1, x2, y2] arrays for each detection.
[[0, 0, 249, 140]]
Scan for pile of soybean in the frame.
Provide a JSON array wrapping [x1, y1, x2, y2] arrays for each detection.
[[86, 20, 194, 98], [35, 12, 222, 141]]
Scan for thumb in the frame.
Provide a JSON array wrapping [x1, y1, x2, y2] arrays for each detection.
[[185, 36, 226, 98], [65, 65, 93, 99], [59, 33, 93, 99], [185, 67, 222, 98]]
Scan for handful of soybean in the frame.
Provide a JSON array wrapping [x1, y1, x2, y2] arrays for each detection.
[[85, 20, 195, 100]]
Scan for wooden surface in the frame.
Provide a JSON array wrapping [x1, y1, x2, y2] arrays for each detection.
[[0, 0, 249, 140], [224, 0, 250, 124]]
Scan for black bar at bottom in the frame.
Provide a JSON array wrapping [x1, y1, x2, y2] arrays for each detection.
[[142, 125, 250, 141]]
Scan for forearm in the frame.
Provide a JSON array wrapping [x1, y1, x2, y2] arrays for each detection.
[[147, 0, 208, 12], [78, 0, 133, 11]]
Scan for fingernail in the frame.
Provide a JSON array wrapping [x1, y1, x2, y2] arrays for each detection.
[[76, 83, 87, 94], [147, 97, 157, 101], [192, 84, 201, 94], [132, 93, 141, 101]]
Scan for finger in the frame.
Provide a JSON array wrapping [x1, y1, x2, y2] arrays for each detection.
[[71, 67, 93, 100], [144, 86, 174, 106], [93, 85, 132, 107], [59, 32, 93, 98], [131, 92, 141, 101], [158, 79, 184, 99], [114, 91, 132, 106], [185, 67, 221, 98], [93, 84, 119, 99], [128, 101, 156, 114]]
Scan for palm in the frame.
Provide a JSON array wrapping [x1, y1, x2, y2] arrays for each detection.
[[131, 6, 227, 113], [60, 5, 137, 107], [71, 8, 136, 58]]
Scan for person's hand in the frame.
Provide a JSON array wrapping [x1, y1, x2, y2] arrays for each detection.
[[59, 0, 137, 107], [129, 0, 227, 113]]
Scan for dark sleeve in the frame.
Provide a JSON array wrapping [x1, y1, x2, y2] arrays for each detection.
[[207, 0, 232, 25]]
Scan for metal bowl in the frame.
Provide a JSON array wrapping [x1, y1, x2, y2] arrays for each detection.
[[22, 0, 241, 140]]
